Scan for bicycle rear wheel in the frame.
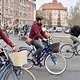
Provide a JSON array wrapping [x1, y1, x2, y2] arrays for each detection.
[[3, 67, 36, 80], [60, 44, 74, 59], [45, 53, 66, 75]]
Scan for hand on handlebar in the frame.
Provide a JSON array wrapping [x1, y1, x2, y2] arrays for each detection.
[[12, 47, 17, 52], [42, 38, 48, 43], [43, 38, 47, 41]]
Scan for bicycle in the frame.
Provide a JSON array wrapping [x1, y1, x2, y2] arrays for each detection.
[[60, 42, 80, 59], [0, 43, 36, 80], [18, 38, 67, 75]]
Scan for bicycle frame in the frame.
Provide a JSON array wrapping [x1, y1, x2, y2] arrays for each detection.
[[32, 41, 56, 65]]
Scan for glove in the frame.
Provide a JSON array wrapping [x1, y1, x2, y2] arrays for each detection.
[[12, 47, 17, 52]]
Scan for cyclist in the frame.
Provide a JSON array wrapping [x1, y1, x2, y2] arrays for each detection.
[[14, 25, 19, 35], [70, 25, 80, 50], [23, 22, 29, 35], [28, 16, 48, 66], [0, 26, 16, 52]]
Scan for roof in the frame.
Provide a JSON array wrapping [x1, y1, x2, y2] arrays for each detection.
[[40, 0, 67, 10]]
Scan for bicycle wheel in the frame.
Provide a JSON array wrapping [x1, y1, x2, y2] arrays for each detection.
[[60, 44, 74, 59], [18, 49, 34, 69], [45, 53, 66, 75], [3, 67, 36, 80]]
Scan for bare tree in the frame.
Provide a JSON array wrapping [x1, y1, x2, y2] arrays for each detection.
[[69, 0, 80, 25], [47, 12, 52, 27]]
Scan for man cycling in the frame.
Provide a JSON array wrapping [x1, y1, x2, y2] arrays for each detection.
[[0, 26, 16, 52], [70, 25, 80, 50], [28, 16, 47, 66]]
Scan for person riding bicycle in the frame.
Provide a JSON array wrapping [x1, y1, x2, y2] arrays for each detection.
[[70, 25, 80, 50], [14, 25, 19, 35], [0, 26, 16, 53], [28, 16, 48, 66], [23, 22, 29, 35]]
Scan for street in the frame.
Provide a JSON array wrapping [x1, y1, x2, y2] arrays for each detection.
[[0, 33, 80, 80]]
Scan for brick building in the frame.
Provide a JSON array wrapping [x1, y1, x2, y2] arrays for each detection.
[[40, 0, 68, 27], [0, 0, 36, 27]]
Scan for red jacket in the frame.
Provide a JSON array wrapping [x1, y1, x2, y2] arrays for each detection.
[[29, 21, 47, 40], [0, 27, 14, 48]]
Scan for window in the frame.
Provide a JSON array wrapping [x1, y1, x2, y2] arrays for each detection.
[[6, 9, 8, 15]]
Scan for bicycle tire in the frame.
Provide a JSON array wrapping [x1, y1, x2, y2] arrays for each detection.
[[60, 44, 74, 59], [3, 67, 36, 80], [45, 53, 66, 75]]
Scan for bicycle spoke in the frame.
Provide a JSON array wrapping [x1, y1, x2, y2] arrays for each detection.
[[60, 44, 74, 59]]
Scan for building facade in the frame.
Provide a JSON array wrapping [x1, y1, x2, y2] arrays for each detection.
[[40, 0, 68, 27], [0, 0, 36, 27]]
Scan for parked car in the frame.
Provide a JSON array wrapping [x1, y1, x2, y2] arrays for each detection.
[[47, 27, 54, 33], [55, 27, 62, 32], [64, 29, 70, 34]]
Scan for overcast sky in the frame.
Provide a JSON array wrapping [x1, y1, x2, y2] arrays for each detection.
[[35, 0, 78, 11]]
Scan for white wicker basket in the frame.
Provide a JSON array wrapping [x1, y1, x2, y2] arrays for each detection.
[[9, 50, 28, 67]]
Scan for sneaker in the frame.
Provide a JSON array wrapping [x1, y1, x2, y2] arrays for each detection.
[[39, 63, 44, 67]]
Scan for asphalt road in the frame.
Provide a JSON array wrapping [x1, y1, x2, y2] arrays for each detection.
[[0, 33, 80, 80]]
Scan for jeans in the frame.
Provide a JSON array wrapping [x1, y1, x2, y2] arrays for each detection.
[[31, 40, 44, 63]]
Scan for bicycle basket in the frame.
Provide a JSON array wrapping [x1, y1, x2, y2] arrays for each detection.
[[9, 50, 28, 67], [50, 42, 60, 53]]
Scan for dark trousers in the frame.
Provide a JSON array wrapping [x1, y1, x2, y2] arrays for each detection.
[[31, 40, 44, 63]]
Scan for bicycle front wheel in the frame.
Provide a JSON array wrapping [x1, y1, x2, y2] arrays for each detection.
[[3, 67, 36, 80], [60, 44, 74, 59], [45, 53, 66, 75]]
